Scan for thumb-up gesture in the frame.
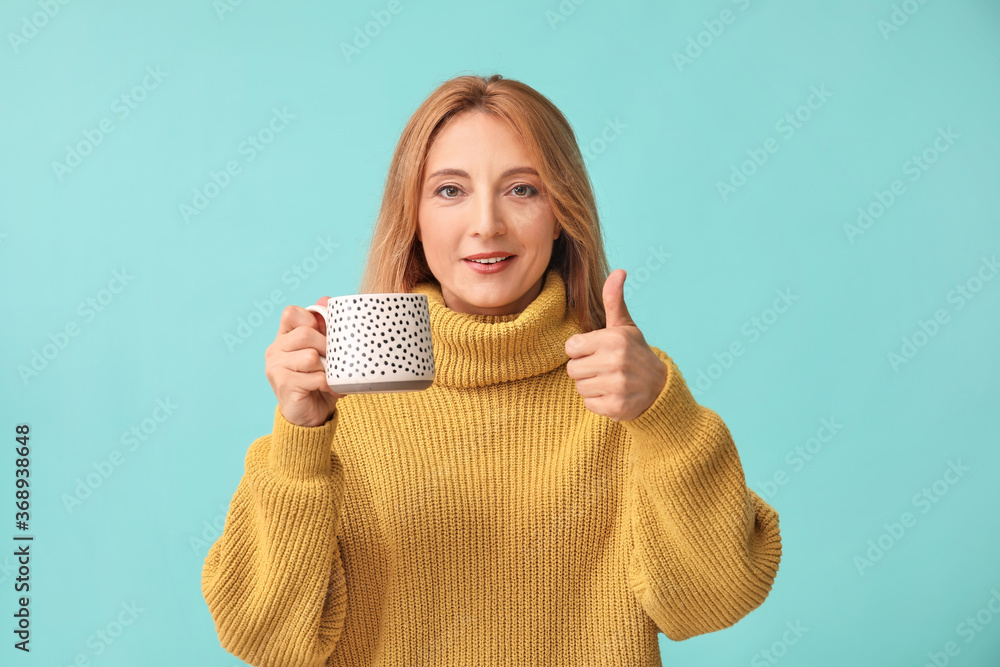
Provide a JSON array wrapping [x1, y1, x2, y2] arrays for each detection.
[[565, 269, 668, 422]]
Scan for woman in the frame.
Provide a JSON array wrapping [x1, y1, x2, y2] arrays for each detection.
[[201, 73, 782, 666]]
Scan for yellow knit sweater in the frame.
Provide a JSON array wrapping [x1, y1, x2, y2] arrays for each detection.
[[201, 268, 782, 666]]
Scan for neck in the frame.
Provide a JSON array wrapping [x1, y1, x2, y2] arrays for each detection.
[[440, 272, 546, 317], [411, 269, 582, 388]]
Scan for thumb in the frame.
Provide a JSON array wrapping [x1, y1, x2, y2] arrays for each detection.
[[603, 269, 635, 328]]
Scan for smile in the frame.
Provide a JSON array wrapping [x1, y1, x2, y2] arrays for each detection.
[[463, 255, 517, 273]]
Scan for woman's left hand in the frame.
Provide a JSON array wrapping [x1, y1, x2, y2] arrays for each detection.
[[565, 269, 668, 422]]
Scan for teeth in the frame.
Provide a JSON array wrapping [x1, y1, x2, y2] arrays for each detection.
[[470, 256, 511, 264]]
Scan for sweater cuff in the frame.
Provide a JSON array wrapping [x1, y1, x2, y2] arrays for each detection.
[[268, 404, 338, 479], [620, 347, 714, 469]]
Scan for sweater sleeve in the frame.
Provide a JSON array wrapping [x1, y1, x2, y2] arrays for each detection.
[[620, 346, 782, 641], [201, 404, 349, 667]]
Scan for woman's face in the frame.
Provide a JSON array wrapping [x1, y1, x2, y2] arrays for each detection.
[[416, 111, 560, 316]]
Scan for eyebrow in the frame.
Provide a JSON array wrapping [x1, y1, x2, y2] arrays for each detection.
[[425, 166, 539, 181]]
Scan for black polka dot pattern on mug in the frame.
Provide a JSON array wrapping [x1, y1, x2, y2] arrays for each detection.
[[327, 295, 434, 380]]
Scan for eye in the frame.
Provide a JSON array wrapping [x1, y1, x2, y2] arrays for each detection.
[[433, 183, 539, 199], [434, 185, 462, 199]]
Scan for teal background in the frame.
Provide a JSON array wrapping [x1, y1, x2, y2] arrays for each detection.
[[2, 0, 999, 665]]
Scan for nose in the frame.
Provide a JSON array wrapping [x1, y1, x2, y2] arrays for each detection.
[[471, 192, 505, 238]]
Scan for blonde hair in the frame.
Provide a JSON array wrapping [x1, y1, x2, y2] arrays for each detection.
[[358, 73, 611, 332]]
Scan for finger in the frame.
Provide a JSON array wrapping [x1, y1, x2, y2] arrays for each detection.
[[279, 304, 317, 335], [571, 375, 607, 398], [277, 325, 327, 356], [582, 395, 614, 419], [280, 347, 326, 374], [565, 331, 603, 358], [278, 299, 331, 336], [603, 269, 635, 329], [302, 368, 335, 394], [565, 356, 600, 381]]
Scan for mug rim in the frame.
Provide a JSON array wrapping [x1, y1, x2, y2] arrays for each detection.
[[326, 292, 426, 301]]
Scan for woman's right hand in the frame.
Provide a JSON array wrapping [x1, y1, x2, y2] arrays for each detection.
[[265, 298, 347, 428]]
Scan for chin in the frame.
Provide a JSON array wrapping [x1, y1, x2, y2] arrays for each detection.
[[464, 289, 511, 307], [456, 285, 520, 312]]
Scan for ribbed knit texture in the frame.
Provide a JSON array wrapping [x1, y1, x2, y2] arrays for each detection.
[[201, 268, 782, 666]]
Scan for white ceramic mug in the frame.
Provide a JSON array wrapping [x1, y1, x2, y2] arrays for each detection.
[[305, 293, 435, 394]]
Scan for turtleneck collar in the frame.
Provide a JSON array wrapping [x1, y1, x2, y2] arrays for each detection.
[[410, 268, 584, 388]]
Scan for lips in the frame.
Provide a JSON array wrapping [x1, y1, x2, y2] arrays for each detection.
[[464, 257, 514, 267], [464, 252, 515, 260], [462, 254, 517, 273]]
